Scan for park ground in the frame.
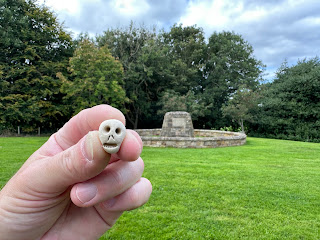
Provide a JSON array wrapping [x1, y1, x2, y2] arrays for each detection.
[[0, 137, 319, 239]]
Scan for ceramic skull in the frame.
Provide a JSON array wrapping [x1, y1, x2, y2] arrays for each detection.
[[98, 119, 126, 154]]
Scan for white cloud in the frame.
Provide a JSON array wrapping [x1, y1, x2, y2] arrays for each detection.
[[298, 16, 320, 26], [39, 0, 81, 15], [179, 0, 238, 31], [179, 0, 269, 32], [237, 7, 267, 23], [112, 0, 150, 16]]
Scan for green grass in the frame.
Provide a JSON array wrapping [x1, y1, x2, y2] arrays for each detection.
[[0, 137, 48, 188], [1, 137, 320, 239]]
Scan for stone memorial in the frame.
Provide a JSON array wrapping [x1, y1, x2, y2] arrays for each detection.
[[160, 111, 194, 137], [135, 111, 247, 148]]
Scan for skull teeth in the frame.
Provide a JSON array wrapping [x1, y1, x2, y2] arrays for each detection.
[[103, 143, 117, 148]]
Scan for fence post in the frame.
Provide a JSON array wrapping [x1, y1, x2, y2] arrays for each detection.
[[38, 127, 41, 136], [18, 126, 20, 135]]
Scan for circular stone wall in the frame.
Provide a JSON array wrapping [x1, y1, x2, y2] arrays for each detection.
[[135, 129, 246, 148]]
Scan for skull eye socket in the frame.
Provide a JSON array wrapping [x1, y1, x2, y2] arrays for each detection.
[[115, 128, 121, 135], [105, 126, 111, 133]]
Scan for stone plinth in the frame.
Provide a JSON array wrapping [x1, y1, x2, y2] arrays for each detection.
[[160, 111, 194, 137]]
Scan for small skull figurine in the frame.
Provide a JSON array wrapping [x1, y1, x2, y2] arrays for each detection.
[[98, 119, 126, 154]]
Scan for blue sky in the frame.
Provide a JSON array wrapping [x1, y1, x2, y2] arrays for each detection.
[[39, 0, 320, 80]]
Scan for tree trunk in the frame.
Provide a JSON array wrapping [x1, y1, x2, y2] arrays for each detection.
[[239, 119, 245, 133], [134, 111, 139, 129], [125, 112, 136, 129]]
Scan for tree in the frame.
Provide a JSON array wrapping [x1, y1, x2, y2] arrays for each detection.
[[257, 58, 320, 142], [58, 39, 127, 115], [200, 31, 264, 129], [157, 90, 210, 121], [98, 23, 170, 128], [161, 24, 206, 94], [0, 0, 74, 132], [222, 86, 260, 133], [97, 25, 265, 130], [98, 24, 209, 128]]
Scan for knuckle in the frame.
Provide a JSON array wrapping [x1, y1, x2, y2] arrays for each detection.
[[138, 158, 145, 172], [134, 158, 145, 178], [61, 149, 82, 181], [129, 190, 141, 207], [108, 168, 124, 188], [62, 151, 74, 174], [128, 186, 148, 210]]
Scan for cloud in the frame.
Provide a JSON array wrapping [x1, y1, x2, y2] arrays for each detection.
[[44, 0, 189, 36], [39, 0, 81, 14], [39, 0, 320, 80], [179, 0, 320, 79]]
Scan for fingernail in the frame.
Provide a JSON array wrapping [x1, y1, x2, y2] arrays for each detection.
[[81, 131, 94, 162], [82, 131, 111, 163], [76, 183, 97, 203]]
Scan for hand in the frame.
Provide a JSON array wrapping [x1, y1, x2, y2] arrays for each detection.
[[0, 105, 152, 240]]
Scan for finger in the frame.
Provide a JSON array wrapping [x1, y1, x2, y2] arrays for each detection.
[[18, 129, 143, 193], [70, 157, 145, 207], [15, 131, 110, 193], [38, 105, 125, 157], [116, 130, 143, 162], [92, 178, 152, 233], [99, 177, 152, 212], [40, 177, 152, 239]]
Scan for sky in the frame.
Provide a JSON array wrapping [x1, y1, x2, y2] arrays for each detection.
[[38, 0, 320, 80]]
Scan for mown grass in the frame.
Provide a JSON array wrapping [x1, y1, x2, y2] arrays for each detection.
[[0, 137, 319, 239], [104, 138, 320, 239], [0, 137, 47, 188]]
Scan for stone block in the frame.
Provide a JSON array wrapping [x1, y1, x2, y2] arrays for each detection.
[[160, 111, 194, 137]]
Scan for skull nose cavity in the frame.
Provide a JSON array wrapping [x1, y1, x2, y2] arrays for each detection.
[[107, 135, 115, 141]]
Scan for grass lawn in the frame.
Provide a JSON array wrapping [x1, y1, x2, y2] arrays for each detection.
[[0, 137, 320, 239]]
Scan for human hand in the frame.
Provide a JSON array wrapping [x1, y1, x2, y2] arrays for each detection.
[[0, 105, 152, 240]]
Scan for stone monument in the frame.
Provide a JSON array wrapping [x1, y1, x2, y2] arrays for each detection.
[[160, 111, 194, 137], [135, 111, 246, 148]]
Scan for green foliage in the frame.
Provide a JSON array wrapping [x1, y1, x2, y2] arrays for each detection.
[[157, 90, 210, 121], [222, 87, 260, 133], [219, 126, 243, 132], [1, 7, 265, 133], [59, 39, 127, 115], [161, 24, 206, 94], [0, 0, 74, 132], [199, 31, 265, 129], [257, 58, 320, 142], [99, 24, 263, 130], [98, 24, 165, 128]]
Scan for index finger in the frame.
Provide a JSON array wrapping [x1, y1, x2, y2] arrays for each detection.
[[40, 105, 126, 156]]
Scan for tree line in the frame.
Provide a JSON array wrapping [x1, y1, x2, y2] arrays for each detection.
[[1, 0, 319, 142]]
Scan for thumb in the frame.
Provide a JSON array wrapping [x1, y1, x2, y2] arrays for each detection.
[[18, 131, 110, 193]]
